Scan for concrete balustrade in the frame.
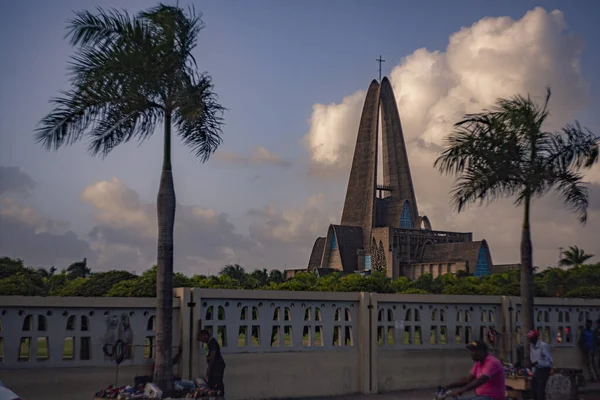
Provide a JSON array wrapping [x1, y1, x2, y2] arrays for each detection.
[[0, 289, 599, 400]]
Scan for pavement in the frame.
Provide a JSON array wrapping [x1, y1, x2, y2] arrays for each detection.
[[290, 382, 600, 400]]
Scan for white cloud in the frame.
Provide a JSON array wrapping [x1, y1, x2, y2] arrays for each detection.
[[0, 168, 338, 273], [81, 177, 255, 274], [302, 7, 600, 267], [246, 194, 339, 269], [248, 194, 337, 245], [0, 197, 69, 234]]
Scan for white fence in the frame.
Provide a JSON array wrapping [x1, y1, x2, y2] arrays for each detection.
[[0, 289, 599, 399]]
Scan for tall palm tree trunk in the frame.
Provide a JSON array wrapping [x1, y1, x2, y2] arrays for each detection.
[[154, 115, 175, 393], [520, 195, 535, 363]]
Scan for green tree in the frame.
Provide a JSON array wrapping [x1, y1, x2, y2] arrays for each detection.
[[36, 4, 225, 392], [0, 257, 25, 279], [559, 245, 594, 267], [47, 272, 70, 295], [268, 269, 285, 284], [0, 266, 48, 296], [220, 264, 247, 283], [435, 88, 599, 359], [37, 266, 57, 279], [66, 259, 91, 280], [249, 268, 269, 287]]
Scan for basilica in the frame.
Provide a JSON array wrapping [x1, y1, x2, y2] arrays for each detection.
[[305, 77, 493, 279]]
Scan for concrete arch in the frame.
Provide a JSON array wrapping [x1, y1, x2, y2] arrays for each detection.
[[420, 215, 432, 230], [341, 79, 381, 251]]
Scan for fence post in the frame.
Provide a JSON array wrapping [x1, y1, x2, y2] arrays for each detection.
[[358, 292, 370, 394], [174, 287, 193, 380], [369, 292, 378, 394], [190, 288, 204, 380]]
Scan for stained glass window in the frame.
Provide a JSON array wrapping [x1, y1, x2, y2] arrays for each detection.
[[474, 246, 491, 277], [400, 201, 414, 229], [364, 255, 372, 270], [331, 234, 338, 250]]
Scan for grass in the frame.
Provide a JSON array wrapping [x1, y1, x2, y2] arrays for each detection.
[[377, 327, 471, 346], [211, 328, 332, 348], [17, 337, 74, 361]]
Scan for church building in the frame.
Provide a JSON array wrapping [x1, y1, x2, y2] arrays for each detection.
[[306, 77, 493, 279]]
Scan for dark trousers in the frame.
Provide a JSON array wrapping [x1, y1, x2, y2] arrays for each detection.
[[531, 367, 551, 400], [207, 375, 225, 395]]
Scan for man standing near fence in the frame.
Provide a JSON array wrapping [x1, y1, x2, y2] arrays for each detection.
[[199, 329, 226, 395], [579, 319, 598, 382], [527, 330, 553, 400]]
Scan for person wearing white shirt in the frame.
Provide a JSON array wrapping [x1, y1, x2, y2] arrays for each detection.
[[527, 329, 553, 400]]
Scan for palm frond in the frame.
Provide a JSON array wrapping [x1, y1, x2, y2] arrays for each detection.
[[87, 100, 163, 157], [66, 7, 136, 48], [39, 4, 224, 161], [38, 7, 164, 156], [553, 170, 590, 224], [435, 113, 525, 210], [172, 73, 225, 161], [547, 124, 599, 170], [36, 89, 104, 150], [560, 245, 594, 266], [139, 4, 204, 75]]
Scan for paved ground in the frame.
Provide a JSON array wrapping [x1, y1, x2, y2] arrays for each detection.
[[291, 382, 600, 400]]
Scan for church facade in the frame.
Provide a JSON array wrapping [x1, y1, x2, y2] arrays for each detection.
[[306, 77, 493, 279]]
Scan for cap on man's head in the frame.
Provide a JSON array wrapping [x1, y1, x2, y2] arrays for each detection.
[[526, 330, 539, 339], [466, 340, 488, 352]]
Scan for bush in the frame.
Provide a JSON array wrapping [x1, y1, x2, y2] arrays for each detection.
[[1, 256, 599, 298]]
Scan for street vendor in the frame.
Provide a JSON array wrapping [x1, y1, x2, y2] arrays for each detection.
[[527, 329, 553, 400], [199, 329, 226, 395], [441, 340, 505, 400]]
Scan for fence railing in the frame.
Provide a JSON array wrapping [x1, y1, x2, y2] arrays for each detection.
[[1, 289, 599, 396]]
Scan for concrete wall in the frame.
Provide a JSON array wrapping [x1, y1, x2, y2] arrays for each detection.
[[370, 293, 600, 393], [377, 349, 472, 391], [189, 289, 368, 399], [1, 290, 599, 399]]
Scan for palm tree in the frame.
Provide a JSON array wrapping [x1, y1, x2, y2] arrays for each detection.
[[66, 259, 91, 279], [35, 4, 224, 392], [559, 245, 594, 267], [37, 266, 57, 279], [268, 269, 285, 284], [250, 268, 269, 287], [219, 264, 247, 282], [434, 88, 599, 360]]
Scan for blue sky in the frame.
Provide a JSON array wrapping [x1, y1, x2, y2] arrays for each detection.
[[1, 1, 599, 274]]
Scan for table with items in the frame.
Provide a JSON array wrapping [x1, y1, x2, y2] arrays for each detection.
[[503, 363, 532, 400], [503, 363, 586, 400], [94, 378, 224, 399]]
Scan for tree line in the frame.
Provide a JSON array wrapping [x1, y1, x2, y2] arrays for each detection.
[[1, 256, 599, 299]]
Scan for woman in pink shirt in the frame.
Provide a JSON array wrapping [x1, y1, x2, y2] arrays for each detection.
[[442, 340, 505, 400]]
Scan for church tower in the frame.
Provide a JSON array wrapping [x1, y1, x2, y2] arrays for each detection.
[[305, 74, 493, 279]]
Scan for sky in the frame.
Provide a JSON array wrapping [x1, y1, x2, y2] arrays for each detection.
[[1, 0, 599, 275]]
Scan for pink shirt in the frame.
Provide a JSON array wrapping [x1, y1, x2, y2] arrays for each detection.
[[470, 354, 505, 400]]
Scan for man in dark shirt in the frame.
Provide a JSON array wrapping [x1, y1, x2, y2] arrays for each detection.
[[199, 329, 226, 394], [579, 319, 598, 382]]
